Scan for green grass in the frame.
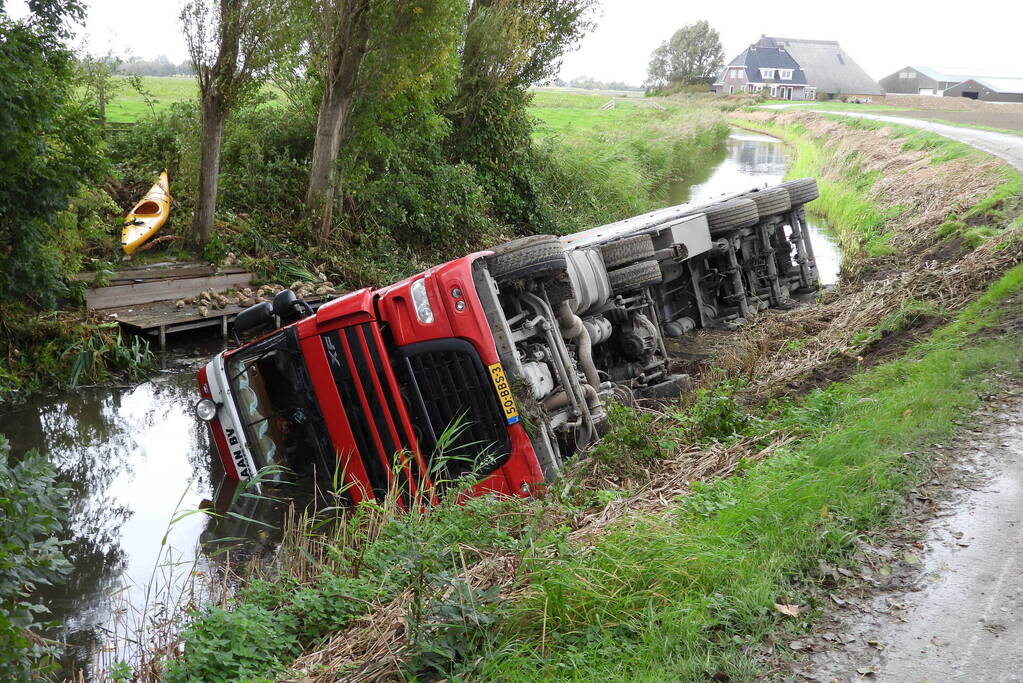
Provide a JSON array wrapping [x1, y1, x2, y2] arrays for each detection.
[[101, 76, 286, 122], [102, 76, 197, 122], [474, 261, 1023, 681], [757, 100, 901, 112], [531, 92, 731, 231]]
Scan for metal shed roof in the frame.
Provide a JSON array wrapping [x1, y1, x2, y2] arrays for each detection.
[[758, 36, 882, 95], [971, 77, 1023, 93]]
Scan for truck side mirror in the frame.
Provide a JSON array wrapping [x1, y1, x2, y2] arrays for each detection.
[[234, 301, 274, 338], [273, 288, 314, 324]]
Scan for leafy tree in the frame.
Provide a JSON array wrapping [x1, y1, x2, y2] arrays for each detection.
[[446, 0, 596, 231], [645, 20, 724, 90], [181, 0, 296, 247], [303, 0, 467, 243], [0, 0, 106, 308]]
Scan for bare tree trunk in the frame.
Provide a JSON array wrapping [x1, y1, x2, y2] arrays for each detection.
[[305, 85, 352, 242], [193, 94, 226, 248], [304, 0, 371, 244]]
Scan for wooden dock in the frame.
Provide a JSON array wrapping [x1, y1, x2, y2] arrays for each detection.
[[83, 262, 332, 349]]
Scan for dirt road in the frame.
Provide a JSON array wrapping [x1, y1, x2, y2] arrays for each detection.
[[799, 392, 1023, 682], [882, 110, 1023, 134]]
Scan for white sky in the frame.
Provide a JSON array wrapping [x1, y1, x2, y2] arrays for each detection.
[[7, 0, 1023, 84]]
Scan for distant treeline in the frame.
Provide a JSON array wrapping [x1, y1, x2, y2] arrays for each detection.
[[87, 54, 194, 77], [552, 75, 643, 91]]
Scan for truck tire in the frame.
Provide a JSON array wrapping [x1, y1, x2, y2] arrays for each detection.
[[487, 235, 567, 282], [780, 178, 819, 206], [703, 198, 759, 236], [600, 234, 656, 270], [741, 185, 791, 218], [607, 260, 662, 294]]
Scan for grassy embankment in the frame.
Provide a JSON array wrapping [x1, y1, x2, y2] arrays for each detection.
[[153, 115, 1023, 681], [734, 112, 1022, 258], [529, 91, 730, 232]]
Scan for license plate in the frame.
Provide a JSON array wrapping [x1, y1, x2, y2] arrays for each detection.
[[487, 362, 520, 424]]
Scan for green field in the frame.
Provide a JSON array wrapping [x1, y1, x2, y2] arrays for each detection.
[[104, 76, 198, 121]]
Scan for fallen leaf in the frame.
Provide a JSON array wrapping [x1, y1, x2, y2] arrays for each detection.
[[830, 594, 847, 607], [866, 638, 885, 650], [879, 565, 892, 576], [903, 408, 913, 418], [774, 603, 802, 617], [856, 665, 876, 676], [913, 541, 925, 550], [904, 552, 920, 565], [931, 635, 950, 647], [789, 640, 807, 651]]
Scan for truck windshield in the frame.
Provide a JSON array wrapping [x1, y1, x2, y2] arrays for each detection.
[[226, 328, 331, 474]]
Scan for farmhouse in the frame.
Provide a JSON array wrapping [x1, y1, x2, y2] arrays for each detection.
[[715, 36, 881, 100], [713, 43, 813, 100]]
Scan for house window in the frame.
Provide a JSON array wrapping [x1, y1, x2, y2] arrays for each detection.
[[778, 69, 793, 80], [770, 85, 778, 97], [900, 71, 914, 79], [804, 88, 816, 100], [759, 68, 775, 80], [732, 68, 744, 79]]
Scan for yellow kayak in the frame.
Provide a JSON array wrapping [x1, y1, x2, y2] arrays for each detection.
[[121, 170, 171, 255]]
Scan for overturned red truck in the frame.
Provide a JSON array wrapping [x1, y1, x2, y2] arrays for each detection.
[[195, 180, 820, 504]]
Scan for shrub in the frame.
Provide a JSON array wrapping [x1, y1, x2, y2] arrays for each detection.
[[0, 436, 72, 682], [162, 604, 300, 682]]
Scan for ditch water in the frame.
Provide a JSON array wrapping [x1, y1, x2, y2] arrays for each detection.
[[668, 128, 842, 285], [0, 127, 843, 675]]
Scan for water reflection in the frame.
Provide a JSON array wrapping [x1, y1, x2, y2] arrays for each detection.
[[670, 128, 843, 285], [0, 370, 215, 672]]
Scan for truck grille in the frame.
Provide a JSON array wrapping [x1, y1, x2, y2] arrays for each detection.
[[398, 340, 510, 482], [322, 325, 418, 502]]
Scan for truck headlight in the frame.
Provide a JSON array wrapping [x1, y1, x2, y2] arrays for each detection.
[[410, 278, 434, 324], [195, 398, 218, 422]]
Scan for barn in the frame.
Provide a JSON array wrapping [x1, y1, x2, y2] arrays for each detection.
[[943, 78, 1023, 103], [879, 66, 973, 96]]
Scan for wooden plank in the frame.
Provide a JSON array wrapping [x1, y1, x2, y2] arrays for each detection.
[[86, 272, 255, 310], [75, 263, 247, 284], [107, 294, 335, 334]]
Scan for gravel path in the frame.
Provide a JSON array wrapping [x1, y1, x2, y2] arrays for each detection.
[[800, 392, 1023, 682]]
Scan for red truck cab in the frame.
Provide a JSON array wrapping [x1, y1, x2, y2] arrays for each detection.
[[197, 253, 543, 505]]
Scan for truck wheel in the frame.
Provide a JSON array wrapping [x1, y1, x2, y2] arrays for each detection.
[[607, 260, 662, 294], [487, 235, 568, 282], [741, 185, 791, 218], [703, 198, 759, 236], [600, 234, 655, 269], [780, 178, 819, 206]]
